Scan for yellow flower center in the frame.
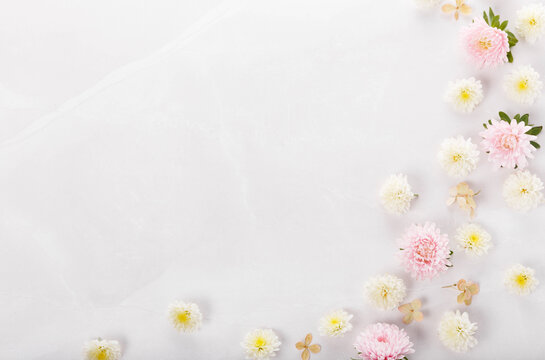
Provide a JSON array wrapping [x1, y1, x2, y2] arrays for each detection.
[[381, 287, 390, 298], [529, 17, 537, 26], [468, 233, 480, 247], [254, 337, 267, 348], [459, 89, 471, 101], [478, 37, 492, 50], [518, 79, 528, 91], [515, 274, 528, 287], [521, 188, 528, 194], [452, 153, 462, 162], [176, 311, 191, 324], [329, 317, 340, 325]]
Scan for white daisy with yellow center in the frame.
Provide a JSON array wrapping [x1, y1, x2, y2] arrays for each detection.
[[503, 171, 544, 212], [515, 3, 545, 44], [363, 274, 407, 310], [444, 77, 484, 113], [379, 174, 416, 215], [318, 309, 353, 337], [241, 329, 281, 360], [438, 310, 478, 353], [437, 136, 480, 178], [503, 65, 543, 105], [168, 301, 202, 333], [83, 339, 121, 360], [455, 223, 492, 256], [504, 264, 539, 296]]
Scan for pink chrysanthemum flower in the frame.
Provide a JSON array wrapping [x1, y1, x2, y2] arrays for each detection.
[[398, 223, 451, 280], [460, 18, 509, 68], [354, 323, 414, 360], [480, 120, 537, 169]]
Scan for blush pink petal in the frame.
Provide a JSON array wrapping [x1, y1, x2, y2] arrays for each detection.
[[354, 323, 414, 360], [480, 120, 536, 169], [398, 223, 450, 280], [460, 18, 510, 68]]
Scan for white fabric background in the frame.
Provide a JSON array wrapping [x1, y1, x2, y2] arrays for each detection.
[[1, 0, 544, 359]]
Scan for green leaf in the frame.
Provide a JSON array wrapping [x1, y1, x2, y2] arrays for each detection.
[[483, 123, 488, 129], [531, 141, 541, 149], [483, 10, 489, 24], [500, 20, 508, 30], [520, 114, 529, 125], [507, 51, 514, 63], [526, 126, 542, 135], [499, 111, 511, 123], [488, 119, 493, 125], [492, 15, 500, 28]]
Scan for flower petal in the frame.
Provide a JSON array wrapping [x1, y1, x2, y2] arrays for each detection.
[[402, 313, 414, 324], [302, 348, 310, 360], [296, 342, 305, 350], [305, 333, 312, 346], [411, 299, 422, 310], [309, 344, 321, 353], [460, 4, 472, 14], [413, 311, 424, 322], [441, 4, 456, 13]]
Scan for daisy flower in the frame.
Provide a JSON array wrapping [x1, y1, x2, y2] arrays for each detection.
[[504, 264, 539, 295], [363, 274, 406, 311], [444, 78, 484, 113], [460, 18, 510, 68], [353, 323, 414, 360], [318, 309, 353, 337], [242, 329, 281, 360], [503, 170, 544, 212], [437, 136, 479, 177], [379, 174, 416, 215], [168, 301, 202, 333], [83, 339, 121, 360], [438, 310, 478, 352], [413, 0, 440, 9], [455, 223, 492, 256], [398, 223, 451, 280], [503, 65, 543, 105], [515, 3, 545, 44], [480, 117, 537, 169]]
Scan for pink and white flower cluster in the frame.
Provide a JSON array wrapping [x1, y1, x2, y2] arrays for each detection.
[[398, 223, 451, 280], [480, 120, 537, 169], [354, 323, 414, 360], [460, 18, 510, 68]]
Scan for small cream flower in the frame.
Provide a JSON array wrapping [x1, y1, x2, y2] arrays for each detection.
[[455, 223, 492, 256], [83, 339, 121, 360], [242, 329, 281, 360], [503, 171, 544, 212], [438, 310, 478, 353], [318, 309, 353, 337], [168, 301, 202, 333], [515, 3, 545, 44], [437, 136, 479, 178], [504, 264, 539, 295], [503, 65, 543, 105], [364, 274, 407, 310], [379, 174, 416, 215], [444, 78, 484, 113]]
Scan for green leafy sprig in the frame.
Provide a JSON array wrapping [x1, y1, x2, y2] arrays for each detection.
[[482, 7, 518, 62], [482, 112, 542, 150]]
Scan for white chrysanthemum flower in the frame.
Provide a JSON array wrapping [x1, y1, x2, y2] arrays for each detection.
[[241, 329, 281, 360], [455, 223, 492, 256], [503, 65, 543, 105], [364, 274, 406, 310], [168, 301, 202, 333], [83, 339, 121, 360], [444, 78, 484, 113], [503, 171, 544, 212], [504, 264, 539, 295], [413, 0, 440, 8], [515, 3, 545, 44], [438, 310, 478, 353], [379, 174, 416, 215], [318, 309, 353, 337], [437, 136, 479, 178]]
